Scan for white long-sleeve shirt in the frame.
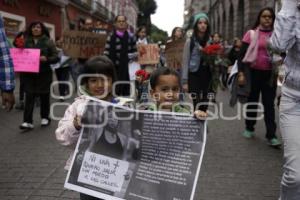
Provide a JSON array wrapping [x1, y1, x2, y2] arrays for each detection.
[[269, 0, 300, 90]]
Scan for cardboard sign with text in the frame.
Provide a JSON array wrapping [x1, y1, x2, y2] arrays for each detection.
[[137, 44, 160, 65], [165, 39, 185, 69], [62, 30, 107, 59]]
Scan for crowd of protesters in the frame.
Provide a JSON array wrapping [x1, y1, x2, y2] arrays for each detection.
[[1, 0, 300, 198]]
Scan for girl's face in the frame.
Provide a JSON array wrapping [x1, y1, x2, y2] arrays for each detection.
[[150, 75, 180, 110], [235, 39, 242, 48], [259, 10, 273, 29], [174, 28, 183, 40], [138, 28, 147, 39], [197, 19, 208, 33], [86, 76, 113, 99], [32, 24, 42, 37], [213, 34, 221, 43]]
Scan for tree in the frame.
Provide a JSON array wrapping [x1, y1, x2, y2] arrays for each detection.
[[136, 0, 157, 30], [150, 24, 168, 43]]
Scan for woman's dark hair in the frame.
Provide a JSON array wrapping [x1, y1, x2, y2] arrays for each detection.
[[26, 21, 50, 38], [81, 55, 117, 85], [136, 26, 147, 37], [171, 27, 183, 41], [252, 7, 275, 29], [150, 67, 180, 89], [114, 15, 127, 22], [192, 18, 211, 47]]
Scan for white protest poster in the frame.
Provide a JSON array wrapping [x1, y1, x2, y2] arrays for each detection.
[[64, 99, 207, 200]]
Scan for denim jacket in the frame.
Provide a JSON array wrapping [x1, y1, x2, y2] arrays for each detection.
[[181, 37, 202, 84]]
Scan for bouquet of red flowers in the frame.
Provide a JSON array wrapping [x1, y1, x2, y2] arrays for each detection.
[[202, 44, 223, 55], [202, 43, 230, 92]]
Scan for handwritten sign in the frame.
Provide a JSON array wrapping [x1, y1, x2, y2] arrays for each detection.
[[78, 151, 129, 192], [10, 48, 40, 73], [165, 39, 185, 69], [62, 30, 107, 59], [137, 44, 159, 65]]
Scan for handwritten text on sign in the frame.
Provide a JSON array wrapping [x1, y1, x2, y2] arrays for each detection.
[[137, 44, 159, 65], [62, 30, 107, 59], [165, 39, 185, 69], [78, 151, 129, 192], [10, 48, 40, 73]]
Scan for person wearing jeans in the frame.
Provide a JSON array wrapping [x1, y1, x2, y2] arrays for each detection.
[[270, 0, 300, 199]]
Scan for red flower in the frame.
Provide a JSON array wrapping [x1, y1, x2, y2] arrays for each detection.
[[14, 37, 25, 48], [202, 44, 223, 55], [135, 69, 149, 81]]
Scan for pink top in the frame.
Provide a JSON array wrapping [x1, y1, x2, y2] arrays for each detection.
[[242, 29, 272, 70]]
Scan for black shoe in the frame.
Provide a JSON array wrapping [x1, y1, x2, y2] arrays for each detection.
[[15, 101, 24, 110]]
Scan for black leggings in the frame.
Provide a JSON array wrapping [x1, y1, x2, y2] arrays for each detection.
[[188, 65, 212, 111], [23, 93, 50, 123], [245, 68, 277, 139]]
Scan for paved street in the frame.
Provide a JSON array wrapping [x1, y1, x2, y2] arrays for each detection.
[[0, 84, 282, 200]]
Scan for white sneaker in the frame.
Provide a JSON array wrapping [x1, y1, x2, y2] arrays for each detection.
[[59, 96, 65, 102], [41, 118, 50, 126], [19, 122, 34, 130]]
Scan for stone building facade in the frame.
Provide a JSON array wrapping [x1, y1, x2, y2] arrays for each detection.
[[0, 0, 138, 40], [184, 0, 282, 42]]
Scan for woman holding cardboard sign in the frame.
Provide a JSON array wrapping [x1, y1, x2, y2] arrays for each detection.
[[19, 21, 58, 130]]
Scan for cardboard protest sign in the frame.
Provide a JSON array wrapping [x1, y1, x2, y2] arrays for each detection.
[[165, 39, 185, 69], [62, 30, 107, 59], [65, 99, 207, 200], [10, 48, 40, 73], [137, 44, 160, 65]]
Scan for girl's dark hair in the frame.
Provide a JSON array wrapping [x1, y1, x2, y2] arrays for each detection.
[[81, 55, 117, 85], [150, 67, 180, 89], [136, 26, 147, 36], [192, 18, 211, 47], [26, 21, 50, 38], [252, 7, 275, 29], [171, 27, 183, 41]]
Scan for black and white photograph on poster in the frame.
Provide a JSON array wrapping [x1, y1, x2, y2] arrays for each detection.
[[64, 99, 207, 200]]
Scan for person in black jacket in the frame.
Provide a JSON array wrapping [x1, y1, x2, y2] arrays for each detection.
[[103, 15, 137, 97], [19, 21, 58, 130]]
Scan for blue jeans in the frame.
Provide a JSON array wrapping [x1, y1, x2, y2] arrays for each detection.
[[279, 86, 300, 200]]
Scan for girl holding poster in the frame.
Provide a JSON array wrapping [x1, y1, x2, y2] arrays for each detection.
[[19, 21, 58, 130], [55, 56, 132, 200]]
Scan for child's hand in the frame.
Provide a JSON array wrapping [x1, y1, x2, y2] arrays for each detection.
[[73, 115, 82, 130], [194, 110, 208, 120]]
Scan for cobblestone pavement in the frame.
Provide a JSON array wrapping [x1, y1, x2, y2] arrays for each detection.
[[0, 87, 282, 200]]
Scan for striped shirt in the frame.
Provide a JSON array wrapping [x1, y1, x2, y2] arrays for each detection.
[[270, 0, 300, 90], [0, 16, 15, 91], [103, 31, 137, 66]]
